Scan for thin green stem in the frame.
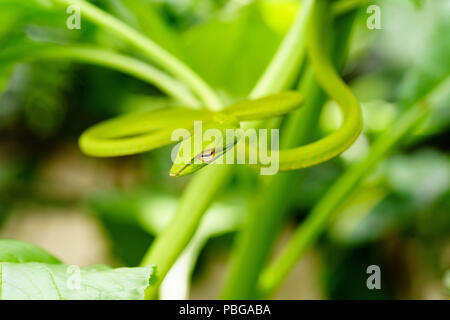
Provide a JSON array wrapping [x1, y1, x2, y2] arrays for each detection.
[[220, 1, 357, 299], [51, 0, 222, 109], [138, 0, 315, 298], [253, 0, 313, 95], [258, 49, 450, 298], [140, 164, 232, 299], [250, 0, 314, 98], [259, 101, 430, 296], [220, 71, 324, 299], [36, 46, 200, 107]]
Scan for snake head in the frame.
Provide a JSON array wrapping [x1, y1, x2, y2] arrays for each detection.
[[170, 125, 239, 177]]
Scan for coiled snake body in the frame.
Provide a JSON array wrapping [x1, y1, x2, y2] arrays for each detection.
[[79, 6, 362, 177]]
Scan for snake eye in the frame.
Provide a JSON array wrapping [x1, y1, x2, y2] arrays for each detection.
[[198, 148, 215, 163]]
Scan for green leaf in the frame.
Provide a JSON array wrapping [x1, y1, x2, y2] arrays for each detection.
[[0, 240, 155, 300], [181, 2, 282, 98], [87, 190, 245, 299], [0, 262, 155, 300], [0, 239, 61, 264]]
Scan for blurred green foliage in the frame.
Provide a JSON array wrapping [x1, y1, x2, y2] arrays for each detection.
[[0, 0, 448, 299]]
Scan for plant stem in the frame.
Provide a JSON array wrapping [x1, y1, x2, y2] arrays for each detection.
[[220, 2, 357, 299], [250, 0, 315, 98], [259, 100, 430, 296], [37, 46, 200, 107], [140, 164, 232, 299], [48, 0, 226, 298], [257, 0, 450, 294], [220, 71, 325, 299], [138, 0, 315, 298], [51, 0, 222, 109]]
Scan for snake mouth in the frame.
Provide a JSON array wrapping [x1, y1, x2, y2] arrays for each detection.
[[169, 141, 237, 177], [170, 163, 190, 177]]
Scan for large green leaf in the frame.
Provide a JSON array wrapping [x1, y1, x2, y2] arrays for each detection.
[[0, 239, 61, 264], [0, 262, 154, 300], [181, 2, 282, 98], [87, 190, 245, 299], [0, 240, 155, 300]]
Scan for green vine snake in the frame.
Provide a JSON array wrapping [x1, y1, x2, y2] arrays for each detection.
[[79, 6, 362, 177]]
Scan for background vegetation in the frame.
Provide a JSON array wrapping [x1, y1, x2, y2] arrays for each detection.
[[0, 0, 449, 299]]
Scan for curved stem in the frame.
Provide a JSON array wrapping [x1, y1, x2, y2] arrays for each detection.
[[250, 0, 315, 98], [140, 164, 232, 299], [259, 100, 430, 297], [138, 0, 315, 298], [271, 0, 362, 170], [258, 1, 450, 296], [220, 0, 358, 299], [37, 46, 200, 107], [259, 79, 448, 297], [51, 0, 222, 110]]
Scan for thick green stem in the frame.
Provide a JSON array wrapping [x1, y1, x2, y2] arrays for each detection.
[[220, 71, 325, 299], [259, 100, 430, 296], [220, 2, 357, 299], [258, 1, 450, 296], [250, 0, 315, 98], [141, 165, 232, 299], [138, 0, 315, 298], [52, 0, 221, 109]]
